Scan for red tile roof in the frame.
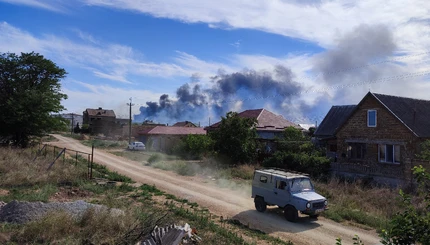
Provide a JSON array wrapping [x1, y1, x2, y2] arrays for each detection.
[[207, 109, 301, 131], [138, 126, 206, 135]]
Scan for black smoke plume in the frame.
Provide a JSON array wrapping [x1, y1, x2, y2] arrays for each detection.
[[134, 65, 306, 124]]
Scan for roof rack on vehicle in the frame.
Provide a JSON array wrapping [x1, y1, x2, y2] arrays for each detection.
[[255, 167, 309, 177]]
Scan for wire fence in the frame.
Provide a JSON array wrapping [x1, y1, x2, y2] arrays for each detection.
[[33, 143, 94, 179]]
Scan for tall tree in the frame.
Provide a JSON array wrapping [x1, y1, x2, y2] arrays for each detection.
[[209, 111, 258, 164], [0, 52, 68, 146]]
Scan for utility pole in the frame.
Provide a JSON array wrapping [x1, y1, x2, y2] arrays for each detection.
[[127, 98, 135, 144]]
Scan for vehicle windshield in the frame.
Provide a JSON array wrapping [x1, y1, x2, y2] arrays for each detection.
[[290, 178, 313, 192]]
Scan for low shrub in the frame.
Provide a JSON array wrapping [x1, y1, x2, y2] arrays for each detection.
[[148, 153, 162, 164]]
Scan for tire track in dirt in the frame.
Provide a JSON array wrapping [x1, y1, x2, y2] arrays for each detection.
[[49, 135, 381, 245]]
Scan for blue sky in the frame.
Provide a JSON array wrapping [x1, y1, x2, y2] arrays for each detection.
[[1, 0, 429, 125]]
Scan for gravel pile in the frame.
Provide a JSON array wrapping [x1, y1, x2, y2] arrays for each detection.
[[0, 200, 123, 224]]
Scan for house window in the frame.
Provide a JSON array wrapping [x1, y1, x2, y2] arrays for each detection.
[[347, 143, 366, 159], [367, 110, 377, 127], [379, 144, 401, 164]]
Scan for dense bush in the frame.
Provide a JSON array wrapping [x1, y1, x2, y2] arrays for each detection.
[[262, 126, 330, 177], [173, 134, 214, 160], [148, 153, 162, 164], [263, 151, 330, 177]]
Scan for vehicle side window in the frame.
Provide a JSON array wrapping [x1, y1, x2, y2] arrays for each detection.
[[277, 180, 287, 190], [259, 175, 268, 183]]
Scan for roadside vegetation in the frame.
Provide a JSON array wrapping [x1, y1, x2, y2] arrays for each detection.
[[0, 146, 293, 244]]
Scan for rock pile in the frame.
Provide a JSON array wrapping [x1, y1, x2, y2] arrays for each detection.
[[0, 200, 123, 224]]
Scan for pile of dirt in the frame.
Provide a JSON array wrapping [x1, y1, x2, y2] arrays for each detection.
[[0, 200, 123, 224]]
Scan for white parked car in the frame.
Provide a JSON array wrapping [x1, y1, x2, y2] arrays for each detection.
[[128, 141, 146, 151]]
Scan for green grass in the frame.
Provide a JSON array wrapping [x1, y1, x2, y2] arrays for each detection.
[[2, 184, 58, 203], [91, 163, 133, 183]]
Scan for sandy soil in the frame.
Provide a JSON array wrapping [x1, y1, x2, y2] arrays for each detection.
[[48, 134, 382, 245]]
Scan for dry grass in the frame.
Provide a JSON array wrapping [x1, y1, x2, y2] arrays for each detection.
[[315, 178, 402, 229], [11, 208, 166, 245], [0, 148, 87, 188]]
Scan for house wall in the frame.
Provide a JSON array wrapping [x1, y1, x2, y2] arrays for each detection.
[[146, 135, 183, 153], [335, 95, 421, 184]]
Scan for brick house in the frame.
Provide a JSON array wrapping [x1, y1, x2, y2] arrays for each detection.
[[314, 105, 356, 160], [83, 107, 116, 135], [317, 92, 430, 186], [138, 126, 206, 152]]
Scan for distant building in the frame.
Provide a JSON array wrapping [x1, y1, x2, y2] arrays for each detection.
[[83, 107, 116, 135], [172, 121, 198, 127], [206, 108, 302, 140], [138, 126, 206, 152]]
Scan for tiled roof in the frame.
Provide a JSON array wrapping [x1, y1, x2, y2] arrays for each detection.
[[138, 126, 206, 135], [85, 108, 115, 117], [207, 108, 301, 131], [314, 105, 356, 137], [372, 93, 430, 137]]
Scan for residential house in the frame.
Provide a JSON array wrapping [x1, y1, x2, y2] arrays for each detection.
[[314, 105, 356, 160], [83, 107, 116, 135], [317, 92, 430, 186], [138, 126, 206, 152], [172, 121, 198, 127], [206, 108, 302, 153], [206, 108, 301, 139]]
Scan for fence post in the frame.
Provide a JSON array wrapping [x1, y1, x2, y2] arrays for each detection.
[[90, 144, 94, 179], [53, 146, 56, 158], [87, 154, 90, 179], [75, 152, 78, 166], [63, 148, 66, 164]]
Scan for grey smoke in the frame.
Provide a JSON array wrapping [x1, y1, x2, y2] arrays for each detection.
[[314, 24, 397, 85], [135, 65, 305, 123]]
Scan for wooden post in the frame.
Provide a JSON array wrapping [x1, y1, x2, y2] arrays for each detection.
[[90, 144, 94, 179]]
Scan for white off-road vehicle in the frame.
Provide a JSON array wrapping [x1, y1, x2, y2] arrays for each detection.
[[251, 168, 328, 222]]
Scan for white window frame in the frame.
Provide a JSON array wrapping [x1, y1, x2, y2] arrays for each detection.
[[378, 144, 401, 164], [367, 110, 377, 127]]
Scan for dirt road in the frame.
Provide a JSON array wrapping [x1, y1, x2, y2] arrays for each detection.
[[49, 134, 381, 245]]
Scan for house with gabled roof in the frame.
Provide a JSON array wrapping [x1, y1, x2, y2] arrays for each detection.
[[314, 105, 356, 160], [319, 92, 430, 186], [138, 126, 206, 152], [206, 108, 302, 140]]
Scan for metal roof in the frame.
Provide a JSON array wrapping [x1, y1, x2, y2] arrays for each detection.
[[314, 105, 356, 137]]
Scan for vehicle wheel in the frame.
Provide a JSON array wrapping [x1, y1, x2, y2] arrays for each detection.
[[309, 214, 319, 219], [254, 197, 267, 212], [284, 205, 298, 222]]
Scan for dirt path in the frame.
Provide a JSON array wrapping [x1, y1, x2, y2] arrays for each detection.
[[49, 135, 381, 245]]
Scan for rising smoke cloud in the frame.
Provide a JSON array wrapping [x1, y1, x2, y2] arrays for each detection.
[[135, 24, 402, 125], [134, 65, 306, 124]]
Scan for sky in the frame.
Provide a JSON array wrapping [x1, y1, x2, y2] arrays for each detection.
[[1, 0, 429, 126]]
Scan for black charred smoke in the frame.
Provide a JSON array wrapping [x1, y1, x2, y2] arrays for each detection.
[[134, 65, 305, 124]]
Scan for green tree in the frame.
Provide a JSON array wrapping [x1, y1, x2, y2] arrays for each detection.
[[174, 134, 214, 160], [209, 111, 258, 164], [0, 52, 67, 147], [263, 126, 330, 177], [380, 165, 430, 245]]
